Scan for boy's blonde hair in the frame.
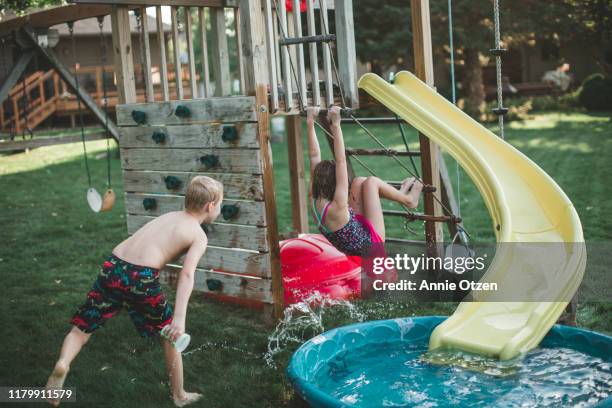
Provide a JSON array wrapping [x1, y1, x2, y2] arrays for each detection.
[[185, 176, 223, 212]]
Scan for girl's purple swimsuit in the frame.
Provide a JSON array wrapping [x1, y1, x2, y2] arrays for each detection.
[[312, 200, 373, 256]]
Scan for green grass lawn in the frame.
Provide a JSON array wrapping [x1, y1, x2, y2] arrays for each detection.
[[0, 111, 610, 407]]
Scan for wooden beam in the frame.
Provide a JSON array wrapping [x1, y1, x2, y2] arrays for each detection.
[[198, 7, 211, 98], [0, 51, 34, 106], [128, 214, 269, 251], [0, 132, 106, 152], [0, 5, 119, 37], [234, 8, 245, 94], [185, 7, 198, 98], [319, 0, 333, 107], [278, 0, 293, 111], [264, 0, 279, 112], [411, 0, 443, 256], [21, 26, 120, 141], [125, 193, 266, 226], [162, 265, 272, 303], [111, 5, 137, 105], [69, 0, 237, 7], [120, 147, 262, 173], [287, 116, 309, 233], [383, 210, 461, 224], [239, 0, 283, 321], [334, 0, 359, 108], [305, 0, 320, 106], [138, 7, 154, 102], [211, 8, 231, 96], [346, 148, 421, 157], [156, 6, 170, 101], [170, 6, 184, 100], [122, 170, 264, 201], [115, 97, 256, 126], [292, 0, 307, 109], [119, 122, 259, 148]]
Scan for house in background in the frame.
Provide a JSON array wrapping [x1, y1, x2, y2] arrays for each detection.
[[1, 13, 173, 134]]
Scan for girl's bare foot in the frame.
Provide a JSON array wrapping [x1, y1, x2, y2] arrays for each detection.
[[45, 361, 69, 407], [173, 391, 203, 407], [399, 177, 417, 194], [400, 177, 423, 208]]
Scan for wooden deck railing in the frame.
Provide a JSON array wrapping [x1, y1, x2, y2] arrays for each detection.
[[0, 63, 195, 134]]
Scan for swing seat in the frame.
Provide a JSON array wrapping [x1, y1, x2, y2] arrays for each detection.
[[86, 188, 115, 213]]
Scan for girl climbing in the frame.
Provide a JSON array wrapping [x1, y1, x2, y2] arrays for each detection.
[[307, 106, 423, 257]]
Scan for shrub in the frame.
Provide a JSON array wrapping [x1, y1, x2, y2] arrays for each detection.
[[578, 74, 612, 111]]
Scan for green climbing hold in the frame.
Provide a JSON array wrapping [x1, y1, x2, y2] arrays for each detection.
[[164, 175, 182, 190], [221, 204, 240, 220], [142, 197, 157, 210], [175, 105, 191, 118], [206, 278, 222, 291], [132, 110, 147, 125], [151, 130, 166, 144], [221, 126, 238, 142], [199, 154, 219, 169]]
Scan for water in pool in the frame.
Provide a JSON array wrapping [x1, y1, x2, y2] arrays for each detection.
[[313, 341, 611, 407]]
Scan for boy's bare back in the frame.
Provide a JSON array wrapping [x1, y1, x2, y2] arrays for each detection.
[[113, 211, 207, 271]]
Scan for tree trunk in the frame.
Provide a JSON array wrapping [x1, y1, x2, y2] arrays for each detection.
[[462, 47, 486, 119]]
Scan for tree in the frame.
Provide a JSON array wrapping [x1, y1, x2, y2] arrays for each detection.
[[1, 0, 63, 15], [355, 1, 609, 117]]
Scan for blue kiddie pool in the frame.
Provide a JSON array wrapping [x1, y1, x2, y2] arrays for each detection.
[[287, 317, 612, 407]]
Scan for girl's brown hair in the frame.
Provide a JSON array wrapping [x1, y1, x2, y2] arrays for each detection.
[[312, 160, 352, 200]]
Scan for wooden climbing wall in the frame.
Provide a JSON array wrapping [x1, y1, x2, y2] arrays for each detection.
[[116, 97, 275, 307]]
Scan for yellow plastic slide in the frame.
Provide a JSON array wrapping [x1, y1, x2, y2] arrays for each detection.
[[358, 71, 586, 360]]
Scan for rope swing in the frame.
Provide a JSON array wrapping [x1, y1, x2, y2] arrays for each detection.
[[491, 0, 508, 139], [68, 19, 115, 213]]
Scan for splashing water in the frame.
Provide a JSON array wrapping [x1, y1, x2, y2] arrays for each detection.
[[265, 292, 365, 367]]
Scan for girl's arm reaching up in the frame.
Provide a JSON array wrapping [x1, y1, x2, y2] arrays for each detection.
[[306, 107, 321, 179], [328, 106, 349, 207]]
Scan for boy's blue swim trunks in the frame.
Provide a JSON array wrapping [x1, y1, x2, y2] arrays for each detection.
[[70, 254, 173, 337]]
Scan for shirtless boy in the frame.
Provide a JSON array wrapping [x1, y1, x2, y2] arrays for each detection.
[[45, 176, 223, 407]]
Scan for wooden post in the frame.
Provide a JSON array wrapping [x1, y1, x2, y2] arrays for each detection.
[[156, 6, 170, 101], [111, 5, 136, 104], [411, 0, 443, 256], [22, 26, 120, 140], [334, 0, 358, 108], [139, 6, 155, 102], [287, 115, 309, 233], [305, 0, 320, 106], [291, 0, 307, 108], [264, 0, 279, 112], [319, 0, 333, 107], [211, 8, 230, 96], [185, 7, 198, 98], [0, 51, 34, 107], [95, 66, 102, 103], [198, 7, 211, 98], [53, 72, 59, 99], [234, 8, 245, 94], [239, 0, 283, 321], [13, 98, 20, 134], [171, 6, 184, 100], [278, 0, 293, 110]]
